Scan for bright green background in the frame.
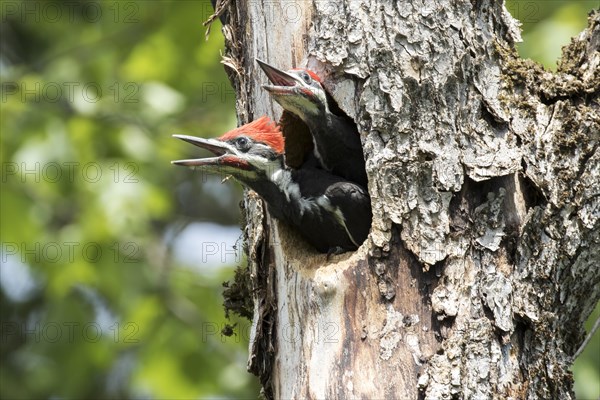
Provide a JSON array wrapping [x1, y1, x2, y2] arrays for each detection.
[[1, 0, 597, 398]]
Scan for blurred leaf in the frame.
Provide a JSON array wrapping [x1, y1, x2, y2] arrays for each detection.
[[507, 0, 597, 70], [1, 1, 257, 398]]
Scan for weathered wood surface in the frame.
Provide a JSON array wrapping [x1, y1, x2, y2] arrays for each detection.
[[218, 1, 599, 398]]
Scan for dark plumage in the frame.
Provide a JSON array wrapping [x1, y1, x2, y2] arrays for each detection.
[[257, 59, 368, 188], [172, 117, 371, 253]]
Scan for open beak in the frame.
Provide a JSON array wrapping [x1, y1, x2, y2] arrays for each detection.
[[171, 135, 251, 170], [256, 58, 301, 95]]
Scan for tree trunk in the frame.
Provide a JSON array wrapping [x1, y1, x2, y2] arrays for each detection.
[[217, 1, 599, 398]]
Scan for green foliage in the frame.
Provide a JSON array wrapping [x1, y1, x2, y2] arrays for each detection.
[[506, 0, 597, 70], [573, 303, 600, 400], [1, 0, 597, 398], [1, 0, 256, 398]]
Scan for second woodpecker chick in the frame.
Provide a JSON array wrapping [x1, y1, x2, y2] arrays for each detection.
[[172, 117, 371, 254], [257, 59, 368, 188]]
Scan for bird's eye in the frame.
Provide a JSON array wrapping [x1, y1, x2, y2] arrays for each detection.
[[301, 72, 311, 84], [235, 137, 249, 149]]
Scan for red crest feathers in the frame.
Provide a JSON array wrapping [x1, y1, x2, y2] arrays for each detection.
[[291, 68, 322, 83], [219, 116, 285, 154]]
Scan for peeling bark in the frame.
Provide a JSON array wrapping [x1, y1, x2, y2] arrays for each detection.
[[218, 1, 599, 398]]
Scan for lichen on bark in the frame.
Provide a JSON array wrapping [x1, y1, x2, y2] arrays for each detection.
[[217, 0, 600, 397]]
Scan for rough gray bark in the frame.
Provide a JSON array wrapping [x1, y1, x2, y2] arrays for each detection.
[[217, 1, 599, 398]]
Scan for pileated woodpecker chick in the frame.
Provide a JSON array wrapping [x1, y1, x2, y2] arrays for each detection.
[[257, 59, 368, 188], [172, 117, 371, 254]]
